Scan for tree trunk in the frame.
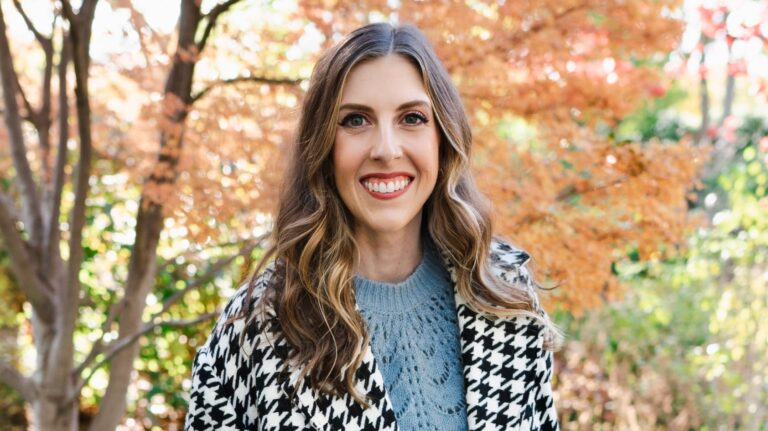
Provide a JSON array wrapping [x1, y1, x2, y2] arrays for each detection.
[[86, 1, 203, 429], [86, 204, 165, 431], [694, 36, 710, 146], [0, 1, 243, 429]]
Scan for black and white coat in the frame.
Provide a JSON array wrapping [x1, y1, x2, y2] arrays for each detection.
[[185, 239, 559, 431]]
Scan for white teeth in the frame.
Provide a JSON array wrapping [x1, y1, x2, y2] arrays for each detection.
[[362, 177, 411, 194]]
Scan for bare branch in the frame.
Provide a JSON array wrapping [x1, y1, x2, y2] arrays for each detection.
[[0, 193, 54, 324], [456, 3, 586, 69], [13, 67, 35, 122], [74, 236, 263, 376], [52, 0, 99, 405], [46, 31, 70, 262], [13, 1, 55, 176], [12, 0, 50, 45], [196, 0, 243, 54], [160, 237, 256, 267], [71, 294, 123, 378], [0, 2, 44, 239], [191, 75, 301, 104], [70, 312, 219, 402], [0, 359, 37, 402], [556, 177, 630, 202], [60, 0, 76, 22], [159, 237, 264, 314]]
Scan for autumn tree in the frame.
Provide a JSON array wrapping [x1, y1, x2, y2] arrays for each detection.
[[681, 0, 768, 181], [295, 0, 708, 312], [0, 0, 298, 429]]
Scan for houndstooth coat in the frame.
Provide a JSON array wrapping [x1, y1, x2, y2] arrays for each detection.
[[185, 239, 559, 430]]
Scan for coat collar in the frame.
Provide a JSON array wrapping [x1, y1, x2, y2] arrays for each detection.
[[284, 239, 537, 431]]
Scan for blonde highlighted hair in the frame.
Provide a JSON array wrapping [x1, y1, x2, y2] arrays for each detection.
[[238, 22, 561, 406]]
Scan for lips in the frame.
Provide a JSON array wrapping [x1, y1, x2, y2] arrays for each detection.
[[359, 172, 414, 200]]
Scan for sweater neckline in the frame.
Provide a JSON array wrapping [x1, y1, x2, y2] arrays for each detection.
[[353, 237, 449, 313]]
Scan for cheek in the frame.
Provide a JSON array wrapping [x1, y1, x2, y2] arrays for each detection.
[[332, 135, 362, 186], [423, 132, 441, 180]]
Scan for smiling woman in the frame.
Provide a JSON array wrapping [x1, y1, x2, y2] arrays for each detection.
[[185, 23, 562, 431], [333, 55, 440, 282]]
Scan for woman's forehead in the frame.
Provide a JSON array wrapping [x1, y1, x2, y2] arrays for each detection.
[[339, 55, 430, 108]]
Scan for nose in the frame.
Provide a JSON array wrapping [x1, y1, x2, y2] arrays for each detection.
[[369, 124, 402, 161]]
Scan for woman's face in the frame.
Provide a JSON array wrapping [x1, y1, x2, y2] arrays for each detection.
[[333, 54, 440, 239]]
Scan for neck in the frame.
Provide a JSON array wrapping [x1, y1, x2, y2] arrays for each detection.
[[353, 222, 423, 283]]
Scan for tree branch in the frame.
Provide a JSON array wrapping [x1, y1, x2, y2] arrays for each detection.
[[159, 237, 255, 267], [556, 177, 630, 202], [59, 0, 76, 22], [0, 359, 37, 402], [71, 293, 124, 379], [196, 0, 242, 54], [694, 35, 711, 146], [69, 312, 219, 403], [0, 2, 44, 241], [456, 3, 587, 69], [13, 66, 35, 122], [13, 1, 55, 182], [0, 193, 54, 324], [12, 0, 49, 45], [46, 30, 70, 263], [190, 75, 301, 104], [52, 0, 99, 404], [159, 237, 264, 314], [74, 236, 263, 377]]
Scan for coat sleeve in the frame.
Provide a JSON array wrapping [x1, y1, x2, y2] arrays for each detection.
[[535, 348, 560, 431], [519, 261, 560, 430], [184, 346, 242, 431]]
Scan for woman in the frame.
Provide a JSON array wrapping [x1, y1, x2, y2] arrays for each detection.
[[185, 22, 561, 431]]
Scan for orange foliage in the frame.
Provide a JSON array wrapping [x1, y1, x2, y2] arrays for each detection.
[[293, 0, 708, 312], [0, 1, 707, 313]]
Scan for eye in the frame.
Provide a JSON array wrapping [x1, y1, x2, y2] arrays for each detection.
[[339, 113, 369, 128], [403, 112, 428, 126]]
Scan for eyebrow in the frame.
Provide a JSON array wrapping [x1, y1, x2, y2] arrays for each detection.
[[338, 99, 432, 113]]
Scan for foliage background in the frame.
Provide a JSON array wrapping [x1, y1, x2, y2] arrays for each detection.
[[0, 0, 766, 430]]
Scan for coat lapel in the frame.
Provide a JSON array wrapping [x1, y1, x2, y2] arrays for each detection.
[[444, 240, 544, 430], [287, 341, 398, 431]]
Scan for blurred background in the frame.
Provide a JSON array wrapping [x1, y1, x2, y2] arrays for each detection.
[[0, 0, 766, 430]]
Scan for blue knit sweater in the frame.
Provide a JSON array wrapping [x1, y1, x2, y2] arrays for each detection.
[[354, 239, 469, 431]]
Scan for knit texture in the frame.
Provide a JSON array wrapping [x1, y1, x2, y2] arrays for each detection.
[[354, 238, 469, 431]]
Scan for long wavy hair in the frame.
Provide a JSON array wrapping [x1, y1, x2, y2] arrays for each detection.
[[238, 22, 561, 406]]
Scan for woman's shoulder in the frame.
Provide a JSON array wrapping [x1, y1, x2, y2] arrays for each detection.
[[201, 262, 281, 360], [219, 262, 278, 322], [488, 236, 562, 349], [487, 236, 548, 320], [487, 236, 536, 289], [488, 237, 531, 269]]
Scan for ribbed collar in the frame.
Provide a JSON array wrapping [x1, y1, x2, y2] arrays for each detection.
[[353, 237, 449, 313]]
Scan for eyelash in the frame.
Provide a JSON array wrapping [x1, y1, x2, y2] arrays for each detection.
[[403, 111, 429, 125], [338, 111, 429, 128]]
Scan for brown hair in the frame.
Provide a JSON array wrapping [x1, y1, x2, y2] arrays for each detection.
[[239, 22, 561, 406]]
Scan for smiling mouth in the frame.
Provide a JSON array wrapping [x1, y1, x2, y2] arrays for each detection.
[[358, 174, 414, 200]]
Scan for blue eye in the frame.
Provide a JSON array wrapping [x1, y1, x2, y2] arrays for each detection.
[[403, 112, 428, 125], [339, 114, 368, 128]]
